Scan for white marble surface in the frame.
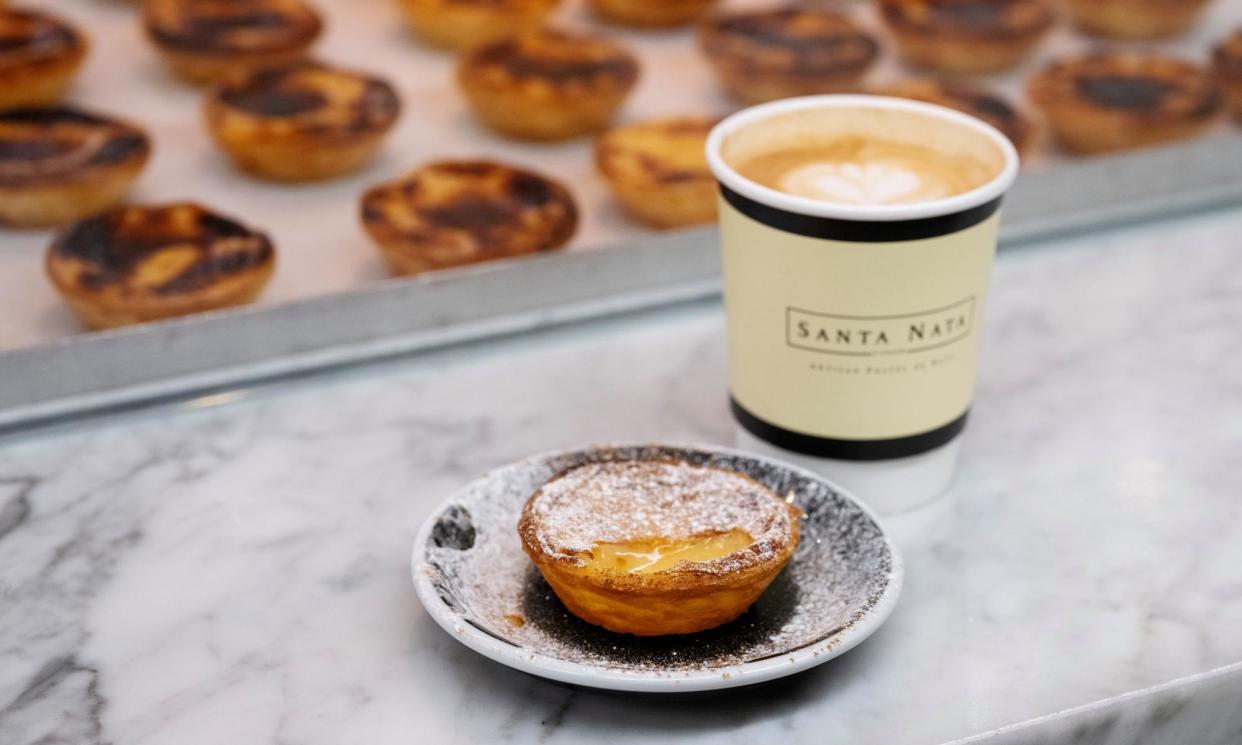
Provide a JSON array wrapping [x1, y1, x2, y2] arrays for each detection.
[[3, 205, 1242, 744]]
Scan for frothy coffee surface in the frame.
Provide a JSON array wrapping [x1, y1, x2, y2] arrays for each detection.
[[734, 137, 996, 206]]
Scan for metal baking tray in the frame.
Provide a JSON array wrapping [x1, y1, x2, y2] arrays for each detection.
[[3, 0, 1241, 429]]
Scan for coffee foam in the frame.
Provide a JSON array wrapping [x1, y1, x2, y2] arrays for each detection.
[[720, 104, 1007, 208], [739, 137, 994, 206]]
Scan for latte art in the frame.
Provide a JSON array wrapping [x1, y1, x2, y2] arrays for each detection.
[[780, 161, 950, 205], [735, 136, 996, 206]]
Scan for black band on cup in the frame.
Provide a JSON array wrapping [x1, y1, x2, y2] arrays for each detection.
[[720, 185, 1004, 243], [732, 397, 968, 461]]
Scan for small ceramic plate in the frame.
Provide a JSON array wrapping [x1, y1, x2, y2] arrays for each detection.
[[411, 444, 903, 693]]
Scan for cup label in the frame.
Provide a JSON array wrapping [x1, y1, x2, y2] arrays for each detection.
[[721, 197, 1000, 448]]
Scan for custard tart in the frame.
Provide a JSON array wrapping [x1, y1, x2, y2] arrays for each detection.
[[877, 0, 1053, 73], [0, 108, 150, 228], [698, 8, 879, 105], [595, 116, 719, 229], [589, 0, 716, 28], [0, 8, 88, 111], [361, 160, 578, 276], [398, 0, 559, 51], [1028, 53, 1220, 154], [877, 79, 1034, 154], [519, 459, 801, 636], [458, 28, 639, 141], [205, 60, 400, 182], [143, 0, 323, 84], [1063, 0, 1212, 39], [46, 203, 275, 329], [1215, 29, 1242, 122]]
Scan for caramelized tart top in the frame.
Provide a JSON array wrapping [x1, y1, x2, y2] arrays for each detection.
[[0, 107, 149, 187], [361, 160, 577, 258], [699, 9, 879, 76], [879, 0, 1054, 38], [459, 28, 639, 92], [143, 0, 323, 55], [209, 60, 400, 135], [1029, 53, 1220, 119], [48, 203, 274, 297], [0, 8, 85, 70]]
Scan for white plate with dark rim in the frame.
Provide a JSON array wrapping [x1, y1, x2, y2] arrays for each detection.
[[411, 444, 903, 693]]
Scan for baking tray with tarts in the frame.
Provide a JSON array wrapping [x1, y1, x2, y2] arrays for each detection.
[[1, 0, 1240, 429]]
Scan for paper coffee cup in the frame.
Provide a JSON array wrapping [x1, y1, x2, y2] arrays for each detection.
[[706, 95, 1020, 513]]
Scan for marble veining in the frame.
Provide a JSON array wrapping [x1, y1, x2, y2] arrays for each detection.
[[1, 204, 1242, 744]]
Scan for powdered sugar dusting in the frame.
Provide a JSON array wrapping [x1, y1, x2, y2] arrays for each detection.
[[525, 460, 793, 573]]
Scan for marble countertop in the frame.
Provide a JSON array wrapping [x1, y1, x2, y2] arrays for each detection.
[[3, 206, 1242, 744]]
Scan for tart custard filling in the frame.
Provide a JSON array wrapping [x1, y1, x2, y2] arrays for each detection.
[[589, 530, 755, 574]]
